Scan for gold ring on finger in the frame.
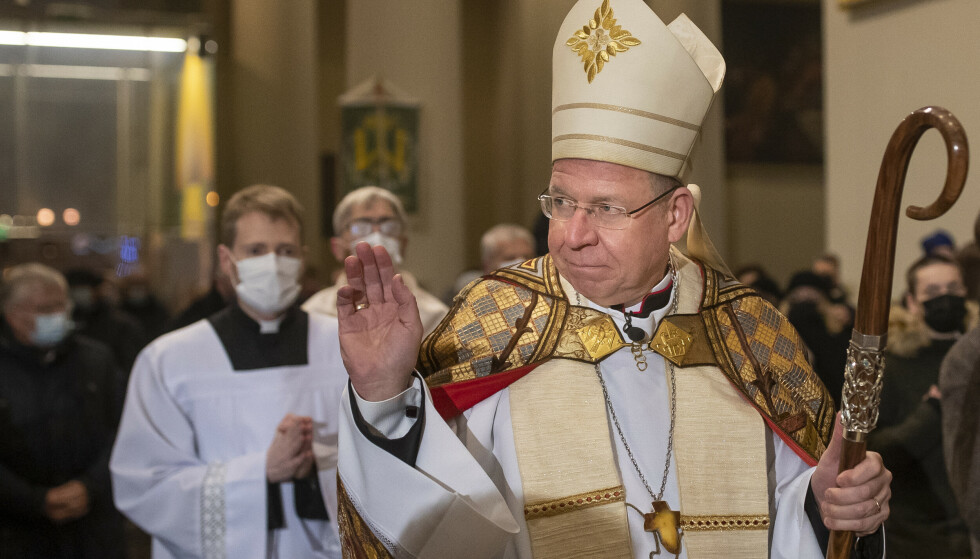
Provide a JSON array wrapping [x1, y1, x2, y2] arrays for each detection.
[[872, 497, 881, 514], [355, 302, 370, 311]]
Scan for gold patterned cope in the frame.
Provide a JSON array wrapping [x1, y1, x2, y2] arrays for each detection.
[[565, 0, 641, 83], [419, 253, 833, 464], [336, 253, 835, 558]]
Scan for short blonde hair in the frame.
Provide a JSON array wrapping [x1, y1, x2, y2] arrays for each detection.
[[332, 186, 407, 235], [221, 185, 304, 247], [1, 263, 68, 310]]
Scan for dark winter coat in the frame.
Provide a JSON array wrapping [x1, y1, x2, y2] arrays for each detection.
[[0, 317, 124, 559]]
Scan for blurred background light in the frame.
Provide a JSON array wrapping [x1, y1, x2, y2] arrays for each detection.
[[36, 208, 55, 227], [63, 208, 81, 226], [70, 233, 91, 256], [0, 31, 26, 45], [120, 235, 140, 263], [0, 31, 187, 52], [205, 191, 220, 207]]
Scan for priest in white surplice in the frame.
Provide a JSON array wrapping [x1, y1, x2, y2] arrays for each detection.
[[332, 1, 893, 558], [111, 185, 345, 558]]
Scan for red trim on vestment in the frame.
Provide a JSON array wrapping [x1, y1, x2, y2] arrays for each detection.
[[764, 413, 819, 467], [429, 363, 542, 420], [487, 275, 522, 288], [729, 386, 819, 467]]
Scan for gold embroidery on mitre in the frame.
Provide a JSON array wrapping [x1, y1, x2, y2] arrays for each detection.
[[651, 320, 693, 366], [576, 315, 627, 360], [565, 0, 641, 83]]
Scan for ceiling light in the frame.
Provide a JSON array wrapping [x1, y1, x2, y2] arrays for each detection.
[[0, 30, 186, 52]]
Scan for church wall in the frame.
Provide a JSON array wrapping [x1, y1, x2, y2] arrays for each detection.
[[824, 0, 980, 300], [227, 0, 323, 265], [728, 163, 825, 285], [346, 0, 466, 297]]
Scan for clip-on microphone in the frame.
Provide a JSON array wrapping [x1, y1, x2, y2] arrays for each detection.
[[622, 312, 646, 342]]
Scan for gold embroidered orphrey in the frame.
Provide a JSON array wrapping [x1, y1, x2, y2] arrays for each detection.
[[651, 320, 693, 366], [576, 315, 628, 360], [566, 0, 642, 83]]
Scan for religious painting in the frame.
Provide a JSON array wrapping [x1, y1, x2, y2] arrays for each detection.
[[722, 1, 823, 164], [339, 78, 420, 213]]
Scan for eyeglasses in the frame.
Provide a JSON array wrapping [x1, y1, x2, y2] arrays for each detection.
[[347, 217, 402, 238], [537, 185, 679, 230]]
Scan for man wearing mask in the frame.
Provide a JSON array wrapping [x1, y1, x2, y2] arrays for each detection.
[[0, 263, 124, 558], [111, 185, 346, 558], [303, 186, 448, 335], [868, 254, 974, 558]]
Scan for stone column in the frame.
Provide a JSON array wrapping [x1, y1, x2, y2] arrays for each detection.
[[345, 0, 466, 297]]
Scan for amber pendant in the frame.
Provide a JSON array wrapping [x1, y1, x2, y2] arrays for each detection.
[[643, 500, 682, 556]]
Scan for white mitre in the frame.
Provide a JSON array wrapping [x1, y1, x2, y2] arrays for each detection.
[[553, 0, 730, 274], [552, 0, 724, 178]]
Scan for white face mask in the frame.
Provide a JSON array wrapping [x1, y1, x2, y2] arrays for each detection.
[[31, 311, 72, 347], [351, 231, 402, 265], [233, 252, 303, 317]]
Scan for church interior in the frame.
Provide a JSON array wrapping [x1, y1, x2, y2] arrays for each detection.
[[1, 0, 979, 557], [1, 0, 977, 306]]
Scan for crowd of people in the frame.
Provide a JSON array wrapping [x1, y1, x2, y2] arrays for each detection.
[[2, 0, 978, 558], [737, 231, 979, 558], [0, 182, 546, 558], [6, 193, 977, 558]]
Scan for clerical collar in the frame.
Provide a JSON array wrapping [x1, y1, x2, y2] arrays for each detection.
[[208, 304, 309, 371], [259, 316, 284, 334], [611, 281, 673, 319], [580, 273, 675, 344]]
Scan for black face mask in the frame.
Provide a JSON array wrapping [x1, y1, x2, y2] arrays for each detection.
[[788, 301, 821, 321], [921, 294, 967, 333]]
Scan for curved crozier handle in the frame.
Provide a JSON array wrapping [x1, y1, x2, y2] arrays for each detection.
[[828, 107, 969, 559], [854, 106, 969, 337]]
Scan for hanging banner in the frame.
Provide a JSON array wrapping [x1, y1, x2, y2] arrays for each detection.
[[339, 76, 420, 213]]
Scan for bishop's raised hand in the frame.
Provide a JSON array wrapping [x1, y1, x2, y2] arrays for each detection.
[[337, 242, 423, 402]]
